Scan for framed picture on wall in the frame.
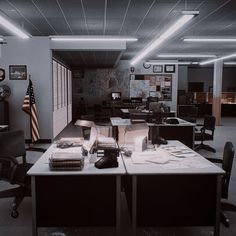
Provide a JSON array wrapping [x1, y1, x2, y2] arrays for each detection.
[[9, 65, 27, 80], [164, 64, 175, 73], [153, 65, 163, 73]]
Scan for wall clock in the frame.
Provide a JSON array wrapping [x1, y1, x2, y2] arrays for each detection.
[[143, 62, 151, 69], [0, 68, 5, 81]]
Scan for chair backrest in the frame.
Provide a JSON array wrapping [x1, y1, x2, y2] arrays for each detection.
[[0, 130, 26, 158], [222, 142, 235, 199], [203, 115, 216, 131]]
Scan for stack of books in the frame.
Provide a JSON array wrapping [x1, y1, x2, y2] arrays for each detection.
[[97, 137, 116, 149], [49, 152, 84, 171]]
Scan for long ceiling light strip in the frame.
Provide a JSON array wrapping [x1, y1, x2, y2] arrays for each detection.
[[157, 54, 216, 58], [224, 62, 236, 65], [184, 38, 236, 42], [146, 60, 197, 65], [50, 36, 138, 42], [200, 53, 236, 65], [0, 14, 30, 39], [130, 12, 198, 66]]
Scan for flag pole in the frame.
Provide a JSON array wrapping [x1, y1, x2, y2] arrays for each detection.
[[25, 74, 45, 152], [28, 74, 33, 145]]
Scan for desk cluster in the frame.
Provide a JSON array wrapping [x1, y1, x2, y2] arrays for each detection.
[[28, 138, 223, 236]]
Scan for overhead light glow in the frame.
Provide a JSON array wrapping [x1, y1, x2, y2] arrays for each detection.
[[183, 38, 236, 42], [200, 53, 236, 65], [224, 62, 236, 65], [157, 54, 216, 58], [146, 60, 198, 65], [0, 14, 30, 39], [0, 37, 3, 41], [50, 36, 138, 42], [130, 11, 198, 65]]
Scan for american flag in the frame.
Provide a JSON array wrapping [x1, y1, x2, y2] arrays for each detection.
[[22, 79, 40, 142]]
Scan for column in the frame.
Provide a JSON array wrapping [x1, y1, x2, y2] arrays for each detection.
[[212, 60, 223, 126]]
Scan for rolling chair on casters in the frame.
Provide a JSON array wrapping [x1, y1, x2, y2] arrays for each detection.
[[0, 130, 45, 218], [194, 115, 216, 153], [207, 142, 235, 227]]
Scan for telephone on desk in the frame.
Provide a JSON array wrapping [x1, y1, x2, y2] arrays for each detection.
[[165, 118, 179, 124], [95, 148, 119, 169]]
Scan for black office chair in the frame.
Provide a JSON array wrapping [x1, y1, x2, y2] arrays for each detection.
[[194, 115, 216, 153], [0, 130, 45, 218], [207, 142, 235, 227]]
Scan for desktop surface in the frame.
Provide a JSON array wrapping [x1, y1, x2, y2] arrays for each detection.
[[122, 140, 224, 175], [28, 144, 126, 176]]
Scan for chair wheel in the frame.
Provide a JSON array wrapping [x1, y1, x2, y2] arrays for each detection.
[[11, 210, 19, 218]]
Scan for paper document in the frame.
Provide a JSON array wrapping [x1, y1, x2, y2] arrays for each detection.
[[130, 144, 212, 169]]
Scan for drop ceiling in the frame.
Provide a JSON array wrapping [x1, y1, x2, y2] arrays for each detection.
[[0, 0, 236, 67]]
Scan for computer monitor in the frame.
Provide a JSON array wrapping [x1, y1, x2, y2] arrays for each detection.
[[111, 92, 121, 100]]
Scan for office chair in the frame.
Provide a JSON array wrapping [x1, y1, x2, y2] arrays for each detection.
[[207, 142, 235, 227], [194, 115, 216, 153], [0, 130, 45, 218]]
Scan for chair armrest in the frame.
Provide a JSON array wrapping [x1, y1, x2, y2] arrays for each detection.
[[0, 155, 19, 165], [206, 157, 223, 164], [0, 155, 19, 183]]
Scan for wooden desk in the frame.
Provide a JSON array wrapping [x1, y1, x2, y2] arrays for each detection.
[[28, 144, 126, 236], [148, 117, 196, 148], [122, 141, 224, 236], [110, 117, 195, 149], [121, 109, 176, 119]]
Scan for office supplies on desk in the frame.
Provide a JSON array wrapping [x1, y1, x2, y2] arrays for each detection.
[[57, 137, 84, 148], [95, 147, 119, 169], [134, 135, 147, 152], [165, 118, 179, 124], [156, 136, 168, 145], [49, 152, 84, 171]]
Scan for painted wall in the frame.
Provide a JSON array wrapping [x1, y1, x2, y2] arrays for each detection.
[[187, 66, 236, 92], [222, 67, 236, 91], [178, 65, 188, 91], [0, 37, 53, 140], [188, 67, 213, 92]]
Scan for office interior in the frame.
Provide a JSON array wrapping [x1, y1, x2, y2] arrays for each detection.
[[0, 0, 236, 235]]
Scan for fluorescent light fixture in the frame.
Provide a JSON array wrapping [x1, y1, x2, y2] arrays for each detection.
[[0, 37, 3, 41], [157, 54, 216, 58], [0, 14, 30, 39], [146, 60, 198, 65], [224, 62, 236, 65], [50, 36, 138, 42], [200, 53, 236, 65], [183, 37, 236, 42], [130, 11, 198, 65]]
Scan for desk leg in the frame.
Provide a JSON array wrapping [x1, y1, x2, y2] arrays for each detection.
[[214, 175, 222, 236], [132, 176, 137, 236], [116, 176, 121, 236], [31, 176, 38, 236]]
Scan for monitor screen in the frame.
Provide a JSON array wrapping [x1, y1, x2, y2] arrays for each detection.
[[111, 92, 121, 100]]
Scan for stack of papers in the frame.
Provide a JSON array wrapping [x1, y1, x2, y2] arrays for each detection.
[[160, 145, 198, 158], [49, 152, 84, 171], [57, 137, 84, 148], [131, 145, 212, 169], [97, 137, 116, 148]]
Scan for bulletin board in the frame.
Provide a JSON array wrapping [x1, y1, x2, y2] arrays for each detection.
[[130, 74, 172, 101]]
